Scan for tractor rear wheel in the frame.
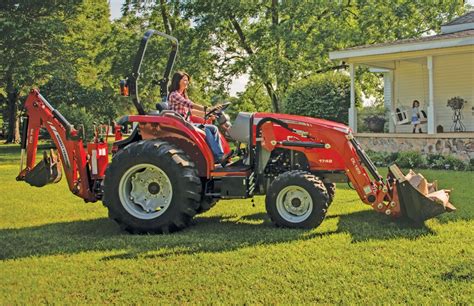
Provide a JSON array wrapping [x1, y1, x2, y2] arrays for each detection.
[[196, 196, 219, 214], [265, 170, 329, 229], [103, 140, 201, 234]]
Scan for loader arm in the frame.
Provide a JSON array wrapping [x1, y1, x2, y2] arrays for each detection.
[[17, 89, 97, 202]]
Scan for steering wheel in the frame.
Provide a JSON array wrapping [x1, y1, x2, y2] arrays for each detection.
[[205, 102, 232, 119]]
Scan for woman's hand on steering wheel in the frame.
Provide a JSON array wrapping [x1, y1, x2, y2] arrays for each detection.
[[205, 102, 231, 119]]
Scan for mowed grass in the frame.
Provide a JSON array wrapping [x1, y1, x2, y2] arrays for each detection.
[[0, 143, 473, 304]]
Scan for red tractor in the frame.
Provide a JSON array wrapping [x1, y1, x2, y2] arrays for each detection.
[[17, 30, 454, 234]]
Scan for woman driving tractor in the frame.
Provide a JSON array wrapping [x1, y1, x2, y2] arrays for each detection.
[[168, 71, 232, 166]]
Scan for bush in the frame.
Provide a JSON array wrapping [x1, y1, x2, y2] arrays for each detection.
[[283, 73, 361, 124], [358, 105, 388, 133], [394, 151, 427, 169], [366, 150, 398, 167], [367, 150, 470, 171], [427, 154, 468, 171]]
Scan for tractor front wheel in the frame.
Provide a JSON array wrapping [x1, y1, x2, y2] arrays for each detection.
[[266, 171, 329, 229], [324, 182, 336, 205], [103, 140, 202, 234]]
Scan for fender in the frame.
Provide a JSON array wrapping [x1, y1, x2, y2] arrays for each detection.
[[126, 114, 215, 177]]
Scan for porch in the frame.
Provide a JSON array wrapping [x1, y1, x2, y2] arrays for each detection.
[[329, 12, 474, 135]]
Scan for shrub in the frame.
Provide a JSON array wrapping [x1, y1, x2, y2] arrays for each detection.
[[367, 150, 469, 171], [358, 105, 388, 133], [426, 154, 468, 171], [283, 73, 361, 124], [394, 151, 427, 169], [366, 150, 398, 167]]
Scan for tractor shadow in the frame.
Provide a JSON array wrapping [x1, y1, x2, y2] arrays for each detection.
[[0, 210, 434, 261], [333, 210, 434, 242]]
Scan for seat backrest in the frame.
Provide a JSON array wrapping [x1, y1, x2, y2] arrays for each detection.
[[156, 102, 169, 112]]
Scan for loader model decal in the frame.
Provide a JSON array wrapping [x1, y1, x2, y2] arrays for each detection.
[[48, 123, 71, 169]]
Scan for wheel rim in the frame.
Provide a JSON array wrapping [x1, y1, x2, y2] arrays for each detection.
[[276, 185, 313, 223], [118, 163, 173, 220]]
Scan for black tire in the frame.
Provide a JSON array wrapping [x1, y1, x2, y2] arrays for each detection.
[[324, 182, 336, 205], [265, 170, 329, 229], [196, 196, 219, 214], [103, 140, 202, 234]]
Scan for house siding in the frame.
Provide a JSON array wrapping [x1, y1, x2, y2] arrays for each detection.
[[433, 52, 474, 132]]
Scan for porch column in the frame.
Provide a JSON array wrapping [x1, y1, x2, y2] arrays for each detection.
[[427, 56, 435, 134], [349, 63, 357, 132]]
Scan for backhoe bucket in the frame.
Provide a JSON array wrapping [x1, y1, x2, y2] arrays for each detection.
[[389, 165, 455, 222], [25, 149, 62, 187]]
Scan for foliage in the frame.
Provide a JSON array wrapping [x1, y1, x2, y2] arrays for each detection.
[[283, 73, 360, 124], [426, 154, 468, 171], [0, 0, 113, 143], [366, 150, 470, 171], [446, 96, 467, 110], [1, 144, 473, 303], [366, 150, 399, 167], [227, 82, 272, 119], [394, 151, 427, 169], [185, 1, 465, 111], [358, 104, 388, 133]]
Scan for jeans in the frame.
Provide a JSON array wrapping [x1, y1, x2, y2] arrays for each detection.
[[203, 124, 224, 161]]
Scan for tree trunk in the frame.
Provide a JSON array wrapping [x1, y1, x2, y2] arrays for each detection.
[[264, 82, 280, 113], [5, 71, 20, 143]]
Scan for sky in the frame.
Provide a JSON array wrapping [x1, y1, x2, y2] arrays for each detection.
[[108, 0, 474, 97]]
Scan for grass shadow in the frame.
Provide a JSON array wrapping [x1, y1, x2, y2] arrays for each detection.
[[0, 209, 438, 261], [0, 214, 334, 261]]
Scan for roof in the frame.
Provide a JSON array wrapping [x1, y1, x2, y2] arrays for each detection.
[[329, 11, 474, 61], [339, 29, 474, 52], [443, 11, 474, 26]]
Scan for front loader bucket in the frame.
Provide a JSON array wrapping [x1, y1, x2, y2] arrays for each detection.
[[389, 165, 455, 222], [25, 149, 62, 187]]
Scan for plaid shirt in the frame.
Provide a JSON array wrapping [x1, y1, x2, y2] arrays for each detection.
[[168, 91, 193, 118]]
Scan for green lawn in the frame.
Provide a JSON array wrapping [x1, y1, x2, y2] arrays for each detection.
[[1, 143, 473, 304]]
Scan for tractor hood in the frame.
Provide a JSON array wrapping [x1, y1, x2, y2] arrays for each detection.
[[254, 112, 352, 134], [228, 112, 351, 144]]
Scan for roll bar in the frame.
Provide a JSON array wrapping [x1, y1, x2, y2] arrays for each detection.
[[127, 29, 179, 115]]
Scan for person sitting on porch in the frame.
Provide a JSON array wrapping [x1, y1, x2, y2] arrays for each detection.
[[412, 100, 422, 133]]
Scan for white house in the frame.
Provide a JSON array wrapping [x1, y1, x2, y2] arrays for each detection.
[[329, 11, 474, 135], [329, 11, 474, 161]]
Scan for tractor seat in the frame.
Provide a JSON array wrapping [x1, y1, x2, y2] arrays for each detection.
[[156, 102, 169, 112]]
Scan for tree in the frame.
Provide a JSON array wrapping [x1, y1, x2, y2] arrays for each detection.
[[112, 0, 222, 111], [185, 0, 465, 112], [0, 1, 80, 143], [284, 72, 361, 124]]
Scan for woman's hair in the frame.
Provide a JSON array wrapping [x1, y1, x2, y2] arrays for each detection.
[[412, 100, 420, 107], [169, 71, 190, 97]]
